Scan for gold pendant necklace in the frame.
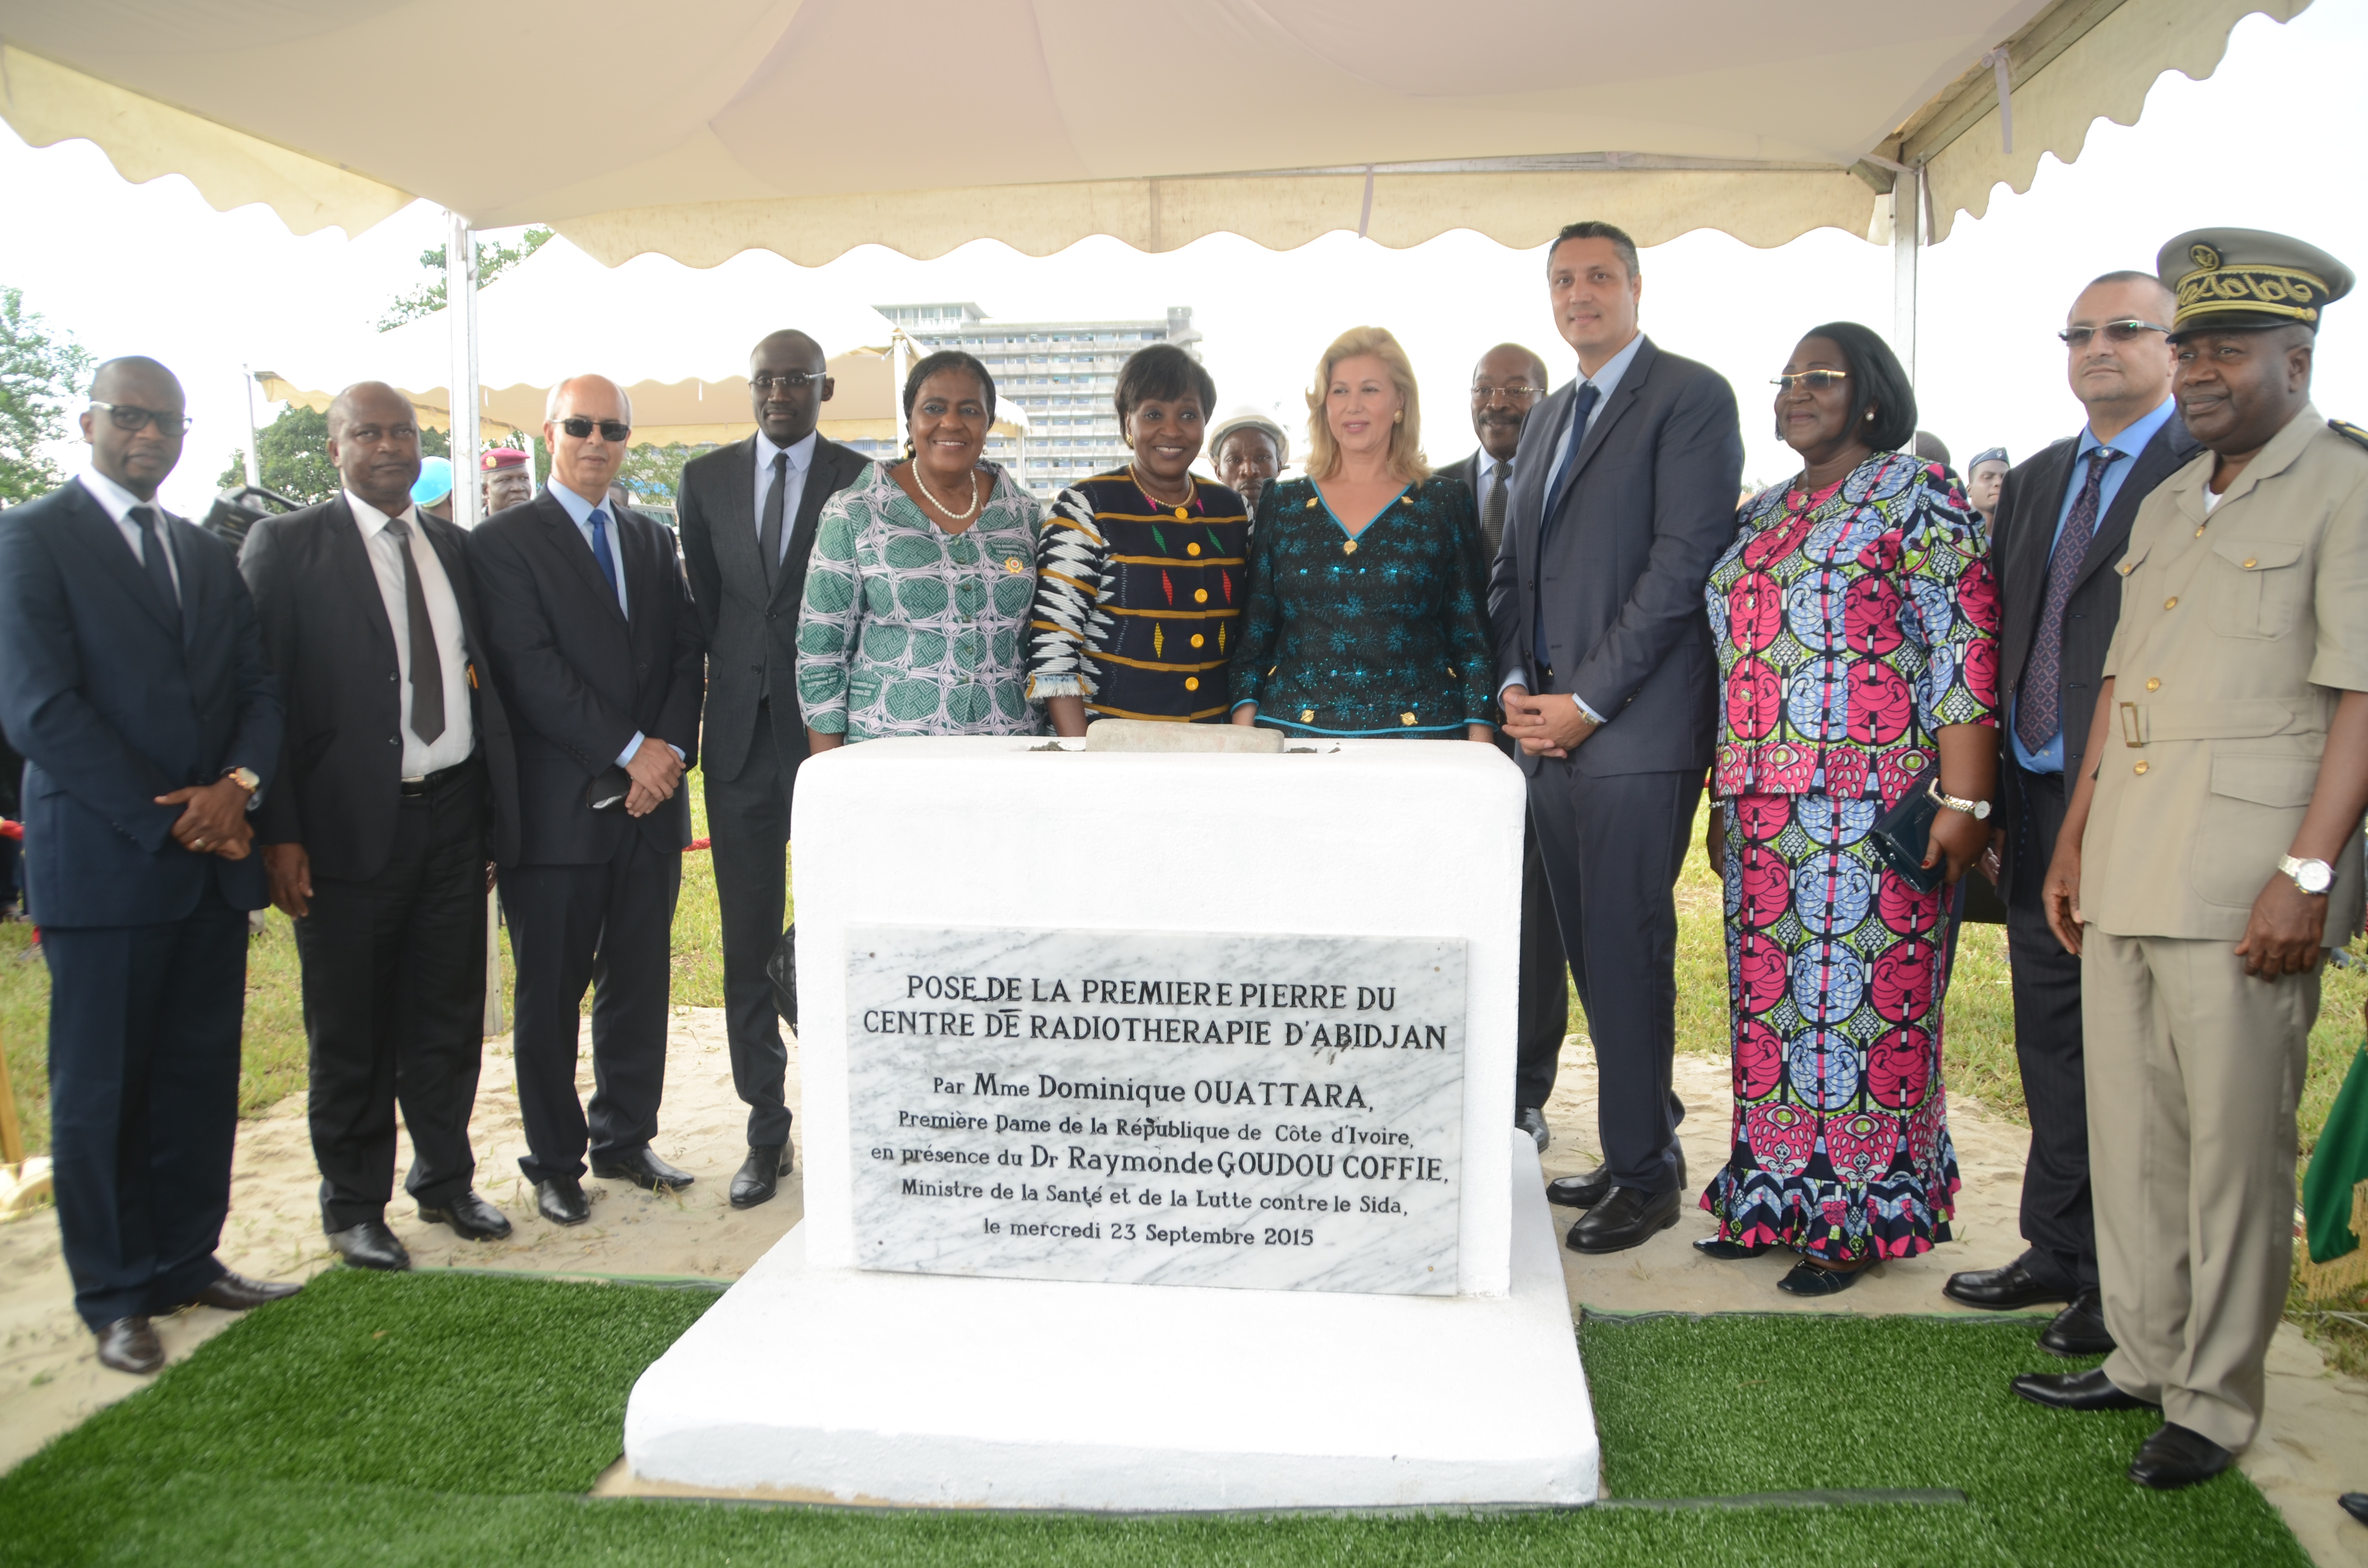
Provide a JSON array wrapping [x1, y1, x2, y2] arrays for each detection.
[[1130, 464, 1194, 520]]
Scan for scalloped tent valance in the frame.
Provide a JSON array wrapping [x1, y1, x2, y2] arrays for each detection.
[[0, 0, 2306, 261]]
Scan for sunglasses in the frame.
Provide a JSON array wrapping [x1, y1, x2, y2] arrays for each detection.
[[90, 400, 193, 434], [2059, 320, 2170, 348], [557, 416, 631, 441], [1770, 369, 1849, 392], [752, 372, 826, 393]]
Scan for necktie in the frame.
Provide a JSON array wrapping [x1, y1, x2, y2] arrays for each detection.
[[588, 507, 621, 606], [760, 450, 789, 590], [1531, 381, 1603, 671], [1480, 460, 1511, 559], [384, 516, 445, 746], [2015, 446, 2120, 755], [128, 504, 182, 638]]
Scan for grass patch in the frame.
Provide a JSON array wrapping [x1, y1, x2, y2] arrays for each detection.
[[0, 1273, 2307, 1568]]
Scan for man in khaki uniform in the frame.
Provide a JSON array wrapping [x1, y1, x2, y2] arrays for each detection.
[[2016, 228, 2368, 1490]]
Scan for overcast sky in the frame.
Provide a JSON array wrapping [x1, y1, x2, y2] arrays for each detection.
[[3, 2, 2363, 516]]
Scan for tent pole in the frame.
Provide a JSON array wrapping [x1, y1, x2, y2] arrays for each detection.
[[240, 364, 262, 488], [1891, 165, 1921, 388], [446, 209, 481, 528]]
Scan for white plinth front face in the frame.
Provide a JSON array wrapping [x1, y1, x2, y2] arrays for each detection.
[[624, 737, 1598, 1507]]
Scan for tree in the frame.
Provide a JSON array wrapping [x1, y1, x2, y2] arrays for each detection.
[[377, 227, 555, 331], [617, 442, 715, 507], [0, 286, 95, 505], [218, 403, 448, 504]]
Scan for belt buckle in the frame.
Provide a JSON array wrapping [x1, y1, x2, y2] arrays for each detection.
[[2118, 702, 2147, 748]]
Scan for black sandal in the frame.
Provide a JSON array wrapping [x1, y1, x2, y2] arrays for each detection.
[[1777, 1257, 1867, 1297]]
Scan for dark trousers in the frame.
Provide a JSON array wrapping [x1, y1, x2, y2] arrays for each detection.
[[1528, 762, 1700, 1194], [1515, 811, 1571, 1110], [43, 885, 246, 1328], [2004, 762, 2097, 1291], [701, 701, 797, 1149], [294, 767, 488, 1231], [499, 830, 682, 1184]]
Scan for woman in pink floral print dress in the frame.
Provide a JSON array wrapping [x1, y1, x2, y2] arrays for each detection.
[[1697, 323, 2001, 1296]]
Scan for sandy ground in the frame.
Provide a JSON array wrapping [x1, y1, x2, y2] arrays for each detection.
[[1, 1016, 2362, 1562]]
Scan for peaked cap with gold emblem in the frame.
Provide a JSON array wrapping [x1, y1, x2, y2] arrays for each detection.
[[2157, 227, 2354, 341]]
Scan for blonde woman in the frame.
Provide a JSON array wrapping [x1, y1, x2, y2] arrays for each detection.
[[1228, 327, 1495, 741]]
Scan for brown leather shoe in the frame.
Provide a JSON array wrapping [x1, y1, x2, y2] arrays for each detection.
[[185, 1271, 304, 1311], [95, 1316, 164, 1375]]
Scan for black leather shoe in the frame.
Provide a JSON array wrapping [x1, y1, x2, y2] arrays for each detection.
[[1693, 1237, 1758, 1260], [1566, 1187, 1681, 1254], [1548, 1149, 1686, 1210], [536, 1177, 591, 1226], [419, 1191, 513, 1242], [184, 1271, 303, 1310], [2011, 1368, 2158, 1412], [95, 1316, 163, 1375], [592, 1147, 696, 1191], [2339, 1492, 2368, 1526], [2129, 1423, 2233, 1490], [2040, 1289, 2115, 1357], [327, 1219, 411, 1272], [1943, 1259, 2073, 1311], [1778, 1258, 1866, 1296], [729, 1144, 792, 1210], [1516, 1108, 1549, 1154]]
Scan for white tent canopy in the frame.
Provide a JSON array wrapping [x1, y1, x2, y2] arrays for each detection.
[[0, 0, 2307, 261], [249, 241, 1024, 447]]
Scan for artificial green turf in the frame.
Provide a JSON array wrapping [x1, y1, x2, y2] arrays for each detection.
[[0, 1272, 2310, 1568]]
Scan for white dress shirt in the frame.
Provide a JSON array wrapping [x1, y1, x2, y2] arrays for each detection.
[[78, 467, 182, 602], [345, 491, 476, 777], [754, 429, 819, 563]]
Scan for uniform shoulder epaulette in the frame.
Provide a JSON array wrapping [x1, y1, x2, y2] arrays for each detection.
[[2331, 418, 2368, 452]]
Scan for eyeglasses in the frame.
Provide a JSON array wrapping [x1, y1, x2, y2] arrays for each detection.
[[557, 416, 631, 441], [1770, 369, 1849, 391], [1470, 382, 1545, 399], [752, 372, 826, 393], [89, 401, 193, 434], [2058, 320, 2170, 348]]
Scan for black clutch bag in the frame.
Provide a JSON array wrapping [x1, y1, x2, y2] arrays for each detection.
[[586, 766, 632, 811], [1869, 763, 1947, 895]]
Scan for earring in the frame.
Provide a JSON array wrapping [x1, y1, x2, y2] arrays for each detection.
[[1864, 410, 1875, 421], [1394, 411, 1403, 423]]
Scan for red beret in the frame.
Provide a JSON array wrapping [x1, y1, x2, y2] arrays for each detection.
[[481, 448, 530, 472]]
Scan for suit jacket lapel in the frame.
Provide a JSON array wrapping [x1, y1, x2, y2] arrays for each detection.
[[2005, 443, 2073, 639], [540, 490, 629, 630], [62, 484, 181, 639], [328, 496, 400, 666], [774, 439, 845, 606], [715, 436, 768, 598]]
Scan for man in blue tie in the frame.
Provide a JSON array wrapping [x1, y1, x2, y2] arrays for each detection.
[[1490, 221, 1744, 1254], [1942, 271, 2193, 1353], [467, 375, 706, 1227], [0, 356, 298, 1373]]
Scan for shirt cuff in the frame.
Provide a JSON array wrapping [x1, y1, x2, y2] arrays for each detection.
[[1498, 671, 1529, 697], [618, 732, 643, 768], [1573, 694, 1607, 725]]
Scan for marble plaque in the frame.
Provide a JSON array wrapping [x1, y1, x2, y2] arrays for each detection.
[[845, 924, 1467, 1295]]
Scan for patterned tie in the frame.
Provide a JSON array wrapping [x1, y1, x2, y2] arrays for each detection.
[[128, 504, 182, 639], [384, 516, 445, 746], [1480, 460, 1510, 559], [1532, 381, 1602, 670], [2015, 446, 2120, 754], [760, 450, 789, 590], [588, 507, 621, 606]]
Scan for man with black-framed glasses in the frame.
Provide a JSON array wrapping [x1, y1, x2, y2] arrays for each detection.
[[674, 330, 865, 1208], [0, 355, 297, 1374], [1941, 270, 2195, 1356]]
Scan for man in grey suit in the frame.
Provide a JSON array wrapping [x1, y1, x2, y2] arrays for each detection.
[[1492, 220, 1744, 1254], [676, 330, 867, 1208], [1444, 343, 1566, 1148]]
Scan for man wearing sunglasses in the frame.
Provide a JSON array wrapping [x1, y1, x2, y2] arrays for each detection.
[[673, 330, 864, 1209], [1942, 270, 2195, 1361], [468, 374, 706, 1227], [0, 356, 298, 1374]]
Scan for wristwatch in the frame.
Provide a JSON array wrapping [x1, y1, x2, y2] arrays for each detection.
[[2278, 853, 2334, 895], [223, 766, 260, 794], [1926, 778, 1991, 821]]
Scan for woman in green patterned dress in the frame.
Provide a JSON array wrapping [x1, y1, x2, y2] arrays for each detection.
[[796, 351, 1047, 747]]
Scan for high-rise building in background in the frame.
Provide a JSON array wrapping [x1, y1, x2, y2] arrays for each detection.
[[871, 303, 1202, 496]]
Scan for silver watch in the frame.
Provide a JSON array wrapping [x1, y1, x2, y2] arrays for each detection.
[[1926, 778, 1991, 821], [2278, 854, 2334, 895]]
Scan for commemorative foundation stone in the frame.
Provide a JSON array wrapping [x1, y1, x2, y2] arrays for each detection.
[[624, 736, 1599, 1509]]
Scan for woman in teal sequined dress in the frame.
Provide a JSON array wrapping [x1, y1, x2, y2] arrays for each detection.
[[1229, 327, 1497, 741]]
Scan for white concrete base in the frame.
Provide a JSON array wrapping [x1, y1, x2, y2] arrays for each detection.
[[623, 1128, 1598, 1509]]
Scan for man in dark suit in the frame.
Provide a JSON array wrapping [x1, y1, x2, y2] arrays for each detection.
[[1443, 343, 1567, 1150], [676, 330, 865, 1208], [0, 356, 299, 1373], [1491, 221, 1744, 1254], [240, 382, 523, 1270], [1943, 270, 2194, 1352], [469, 374, 705, 1227]]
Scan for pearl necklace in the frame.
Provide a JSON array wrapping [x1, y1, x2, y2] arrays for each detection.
[[913, 463, 983, 523]]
